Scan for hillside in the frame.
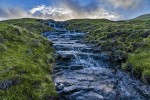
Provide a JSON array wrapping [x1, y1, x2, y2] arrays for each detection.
[[135, 14, 150, 20], [0, 19, 57, 99], [66, 16, 150, 84]]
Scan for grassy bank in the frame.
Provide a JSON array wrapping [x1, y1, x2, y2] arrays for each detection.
[[0, 18, 57, 99], [66, 17, 150, 84]]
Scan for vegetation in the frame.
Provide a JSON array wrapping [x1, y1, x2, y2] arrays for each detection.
[[135, 14, 150, 20], [0, 18, 57, 99], [66, 16, 150, 84], [3, 18, 53, 35]]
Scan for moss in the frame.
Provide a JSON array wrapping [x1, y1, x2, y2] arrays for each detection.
[[127, 52, 150, 82], [0, 19, 57, 99]]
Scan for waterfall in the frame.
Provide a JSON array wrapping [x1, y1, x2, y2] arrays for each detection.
[[43, 21, 150, 100]]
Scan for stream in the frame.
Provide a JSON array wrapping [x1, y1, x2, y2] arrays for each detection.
[[42, 22, 150, 100]]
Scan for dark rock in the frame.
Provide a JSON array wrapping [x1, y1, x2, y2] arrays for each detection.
[[57, 54, 75, 61], [61, 86, 80, 95], [81, 48, 93, 53], [100, 53, 111, 60], [70, 65, 84, 70], [124, 63, 133, 72], [142, 30, 150, 38], [0, 79, 21, 90], [57, 83, 65, 90], [53, 65, 69, 70], [136, 86, 150, 98], [111, 51, 128, 63], [93, 48, 102, 53]]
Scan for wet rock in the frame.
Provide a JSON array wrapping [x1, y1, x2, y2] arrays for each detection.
[[45, 22, 150, 100], [57, 54, 75, 61], [70, 65, 84, 70], [81, 48, 93, 53], [136, 86, 150, 99], [57, 83, 65, 90], [53, 65, 69, 70], [100, 53, 111, 60], [118, 95, 138, 100], [74, 91, 104, 100], [93, 48, 102, 53], [60, 86, 81, 95]]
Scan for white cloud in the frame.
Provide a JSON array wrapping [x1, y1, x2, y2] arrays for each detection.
[[108, 0, 141, 9], [29, 5, 71, 16], [29, 5, 46, 14], [0, 18, 4, 21], [28, 4, 121, 21], [0, 0, 148, 21]]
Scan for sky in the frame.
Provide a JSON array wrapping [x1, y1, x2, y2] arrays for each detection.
[[0, 0, 150, 21]]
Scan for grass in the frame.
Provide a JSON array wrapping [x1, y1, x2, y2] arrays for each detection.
[[66, 16, 150, 84], [0, 19, 57, 99], [3, 18, 53, 35]]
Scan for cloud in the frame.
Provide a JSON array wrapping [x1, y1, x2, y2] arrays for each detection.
[[29, 5, 46, 14], [56, 0, 121, 20], [0, 18, 4, 21], [0, 7, 30, 20], [28, 0, 121, 21], [108, 0, 141, 9], [0, 0, 149, 21], [29, 5, 72, 20]]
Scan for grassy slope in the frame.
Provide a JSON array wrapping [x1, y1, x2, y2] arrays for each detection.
[[0, 18, 57, 99], [135, 14, 150, 20], [66, 18, 150, 84]]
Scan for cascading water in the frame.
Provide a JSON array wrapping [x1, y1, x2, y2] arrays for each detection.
[[42, 22, 150, 100]]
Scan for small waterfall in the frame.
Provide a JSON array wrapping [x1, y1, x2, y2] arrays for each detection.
[[43, 22, 150, 100]]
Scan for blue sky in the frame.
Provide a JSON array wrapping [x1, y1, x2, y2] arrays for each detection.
[[0, 0, 92, 9], [0, 0, 51, 9], [0, 0, 150, 20]]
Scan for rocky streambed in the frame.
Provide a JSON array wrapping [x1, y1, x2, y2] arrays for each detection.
[[42, 22, 150, 100]]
